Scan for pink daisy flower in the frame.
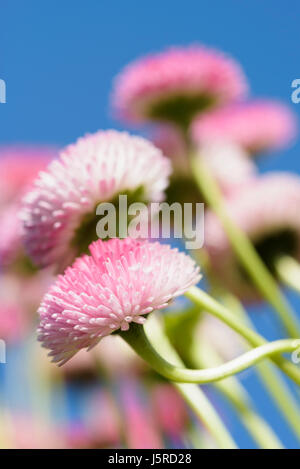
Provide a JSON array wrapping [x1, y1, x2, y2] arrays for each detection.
[[192, 100, 297, 155], [0, 304, 27, 344], [0, 145, 56, 207], [112, 45, 248, 126], [204, 173, 300, 302], [38, 238, 200, 365], [21, 130, 171, 269]]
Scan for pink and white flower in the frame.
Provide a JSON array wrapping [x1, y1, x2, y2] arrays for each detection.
[[205, 173, 300, 301], [112, 45, 248, 125], [21, 130, 171, 269], [38, 238, 200, 365], [192, 100, 297, 155]]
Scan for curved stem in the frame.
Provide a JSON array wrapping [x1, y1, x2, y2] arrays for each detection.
[[221, 292, 300, 442], [275, 255, 300, 294], [119, 323, 299, 384], [185, 286, 300, 386], [190, 153, 300, 338], [192, 339, 283, 449], [164, 305, 284, 448], [144, 314, 237, 449]]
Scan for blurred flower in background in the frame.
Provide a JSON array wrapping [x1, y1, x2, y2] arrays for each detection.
[[204, 173, 300, 302], [191, 101, 297, 156], [112, 45, 248, 127]]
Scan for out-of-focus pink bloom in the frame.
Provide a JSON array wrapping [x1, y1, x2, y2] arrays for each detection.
[[205, 173, 300, 301], [199, 142, 257, 195], [0, 304, 26, 344], [112, 45, 248, 125], [0, 145, 56, 207], [192, 101, 297, 155], [0, 204, 22, 267], [21, 130, 171, 269], [152, 384, 188, 439], [38, 238, 200, 365], [0, 146, 56, 269], [120, 380, 163, 449]]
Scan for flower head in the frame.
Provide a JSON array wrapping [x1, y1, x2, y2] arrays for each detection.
[[112, 45, 248, 126], [21, 130, 171, 269], [205, 173, 300, 301], [192, 100, 297, 155], [38, 238, 200, 365]]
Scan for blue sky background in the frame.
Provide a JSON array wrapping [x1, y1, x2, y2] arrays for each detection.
[[1, 0, 300, 449]]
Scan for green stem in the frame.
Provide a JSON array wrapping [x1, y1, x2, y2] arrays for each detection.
[[192, 339, 283, 449], [275, 255, 300, 295], [190, 154, 300, 338], [144, 314, 237, 449], [221, 292, 300, 442], [185, 286, 300, 386], [119, 322, 299, 384]]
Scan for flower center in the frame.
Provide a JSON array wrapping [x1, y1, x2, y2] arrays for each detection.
[[166, 174, 201, 205], [254, 229, 298, 275], [71, 186, 147, 255], [238, 228, 298, 281], [147, 93, 216, 129]]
